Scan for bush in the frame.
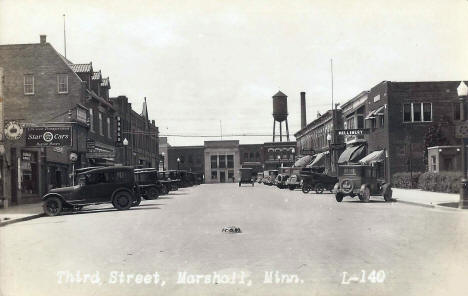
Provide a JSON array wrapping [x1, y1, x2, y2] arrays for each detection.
[[392, 172, 422, 189], [418, 172, 460, 193]]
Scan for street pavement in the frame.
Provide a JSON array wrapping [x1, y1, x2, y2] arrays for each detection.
[[1, 183, 468, 296]]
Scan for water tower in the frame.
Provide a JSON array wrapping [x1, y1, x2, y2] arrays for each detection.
[[272, 91, 290, 142]]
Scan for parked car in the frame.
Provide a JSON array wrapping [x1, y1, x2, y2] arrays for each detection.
[[333, 164, 392, 202], [262, 175, 273, 186], [134, 168, 168, 199], [239, 168, 255, 186], [157, 171, 177, 192], [301, 172, 338, 194], [286, 174, 301, 190], [275, 174, 289, 189], [42, 166, 140, 216]]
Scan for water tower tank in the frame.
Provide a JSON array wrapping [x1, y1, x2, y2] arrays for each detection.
[[272, 91, 288, 122]]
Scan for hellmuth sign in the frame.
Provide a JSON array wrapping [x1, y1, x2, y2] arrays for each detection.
[[25, 127, 72, 147], [336, 128, 369, 136]]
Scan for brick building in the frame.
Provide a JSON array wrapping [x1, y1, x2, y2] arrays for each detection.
[[262, 141, 296, 171], [0, 35, 159, 205], [365, 81, 461, 180], [111, 96, 159, 168], [167, 145, 204, 174], [294, 109, 343, 175]]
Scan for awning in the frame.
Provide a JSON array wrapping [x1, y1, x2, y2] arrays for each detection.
[[293, 155, 314, 167], [307, 152, 328, 167], [359, 150, 385, 164], [338, 144, 366, 164], [365, 106, 385, 120]]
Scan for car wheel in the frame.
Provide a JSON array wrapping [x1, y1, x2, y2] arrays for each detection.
[[302, 185, 311, 194], [315, 183, 324, 194], [335, 193, 344, 202], [289, 185, 295, 191], [361, 187, 371, 203], [383, 187, 393, 202], [358, 194, 364, 201], [113, 191, 132, 210], [132, 195, 141, 207], [43, 197, 63, 216], [147, 187, 159, 200], [161, 185, 169, 195]]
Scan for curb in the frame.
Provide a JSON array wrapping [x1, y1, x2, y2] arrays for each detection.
[[0, 213, 45, 227], [396, 199, 462, 211]]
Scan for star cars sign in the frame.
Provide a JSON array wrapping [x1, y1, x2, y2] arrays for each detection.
[[25, 127, 72, 147]]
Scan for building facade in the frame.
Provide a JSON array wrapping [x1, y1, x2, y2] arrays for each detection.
[[167, 146, 204, 174], [262, 141, 296, 171], [204, 140, 240, 183]]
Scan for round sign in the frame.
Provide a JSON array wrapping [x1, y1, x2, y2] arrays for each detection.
[[69, 152, 78, 162], [43, 131, 54, 142], [4, 121, 23, 140]]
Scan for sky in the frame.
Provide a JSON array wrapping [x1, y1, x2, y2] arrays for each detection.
[[1, 0, 468, 146]]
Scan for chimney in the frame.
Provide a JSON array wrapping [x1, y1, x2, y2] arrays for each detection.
[[300, 92, 306, 129], [40, 35, 47, 45]]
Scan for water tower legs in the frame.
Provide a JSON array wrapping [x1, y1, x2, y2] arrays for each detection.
[[272, 119, 290, 142]]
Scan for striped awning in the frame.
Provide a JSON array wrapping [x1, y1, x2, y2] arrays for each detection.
[[338, 144, 366, 164], [307, 152, 328, 167], [293, 155, 314, 167], [359, 150, 385, 164]]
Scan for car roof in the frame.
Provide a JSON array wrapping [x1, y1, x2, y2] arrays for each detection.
[[78, 166, 134, 174]]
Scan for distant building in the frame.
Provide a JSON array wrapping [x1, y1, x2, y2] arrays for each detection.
[[158, 137, 170, 170], [262, 141, 296, 171], [167, 145, 204, 174], [204, 140, 240, 183]]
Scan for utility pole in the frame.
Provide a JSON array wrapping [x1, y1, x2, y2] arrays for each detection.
[[63, 14, 67, 58], [0, 67, 7, 207]]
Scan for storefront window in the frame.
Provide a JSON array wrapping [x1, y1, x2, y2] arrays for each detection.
[[20, 151, 39, 195], [211, 171, 217, 180]]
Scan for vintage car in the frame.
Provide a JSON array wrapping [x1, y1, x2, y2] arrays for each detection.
[[275, 174, 289, 189], [334, 164, 392, 202], [239, 168, 255, 186], [134, 168, 169, 199], [262, 175, 273, 186], [286, 174, 301, 190], [301, 172, 338, 194], [42, 166, 140, 216]]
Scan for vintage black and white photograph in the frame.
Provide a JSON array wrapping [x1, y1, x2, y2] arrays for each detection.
[[1, 0, 468, 295]]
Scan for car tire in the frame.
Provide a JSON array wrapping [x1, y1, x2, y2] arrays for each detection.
[[302, 185, 311, 194], [315, 183, 324, 194], [161, 185, 169, 195], [289, 185, 295, 191], [383, 187, 393, 202], [361, 187, 371, 203], [147, 187, 159, 200], [113, 191, 133, 210], [43, 196, 63, 216], [335, 193, 344, 202]]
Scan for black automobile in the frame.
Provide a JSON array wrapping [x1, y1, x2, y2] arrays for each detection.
[[168, 170, 182, 189], [134, 168, 169, 199], [42, 166, 140, 216]]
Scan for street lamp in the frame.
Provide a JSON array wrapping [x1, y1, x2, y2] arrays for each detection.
[[123, 138, 128, 166], [277, 154, 281, 169], [292, 148, 296, 165], [161, 152, 165, 171], [457, 81, 468, 209], [177, 157, 180, 170], [327, 133, 332, 174]]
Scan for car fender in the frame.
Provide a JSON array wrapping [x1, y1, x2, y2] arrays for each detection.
[[111, 187, 135, 201], [381, 183, 392, 194], [332, 182, 339, 193], [42, 193, 64, 201]]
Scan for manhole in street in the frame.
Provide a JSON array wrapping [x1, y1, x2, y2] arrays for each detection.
[[222, 226, 242, 233]]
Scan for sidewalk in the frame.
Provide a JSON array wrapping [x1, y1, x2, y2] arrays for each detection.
[[393, 188, 462, 210], [0, 202, 44, 227]]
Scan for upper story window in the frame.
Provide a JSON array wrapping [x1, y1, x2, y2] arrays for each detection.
[[89, 108, 94, 132], [403, 103, 432, 123], [24, 74, 34, 95], [107, 117, 111, 138], [99, 112, 103, 135], [211, 155, 217, 169], [219, 155, 226, 168], [227, 155, 234, 168], [57, 74, 68, 94], [453, 103, 461, 121]]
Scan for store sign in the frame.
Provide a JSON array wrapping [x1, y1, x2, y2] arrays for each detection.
[[87, 151, 115, 159], [86, 138, 96, 152], [76, 108, 87, 124], [25, 127, 72, 147], [4, 121, 24, 140], [336, 129, 369, 136]]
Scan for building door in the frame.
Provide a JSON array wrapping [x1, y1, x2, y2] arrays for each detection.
[[220, 171, 226, 183]]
